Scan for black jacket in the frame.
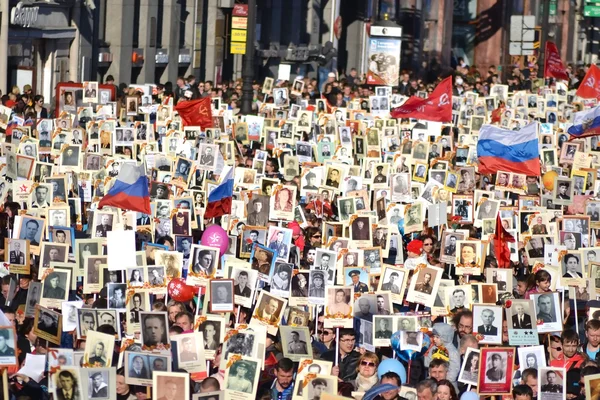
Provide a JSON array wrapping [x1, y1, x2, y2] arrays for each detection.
[[321, 349, 361, 381]]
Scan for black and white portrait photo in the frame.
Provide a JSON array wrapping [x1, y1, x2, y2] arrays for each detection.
[[210, 279, 234, 313], [140, 312, 169, 348], [472, 305, 502, 344], [532, 292, 561, 333]]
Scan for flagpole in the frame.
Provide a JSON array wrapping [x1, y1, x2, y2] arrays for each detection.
[[241, 0, 256, 115]]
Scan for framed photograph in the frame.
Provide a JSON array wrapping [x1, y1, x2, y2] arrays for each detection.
[[232, 267, 257, 308], [323, 286, 354, 328], [83, 254, 106, 293], [92, 211, 115, 238], [280, 326, 311, 361], [0, 326, 16, 366], [477, 347, 515, 395], [517, 345, 546, 373], [198, 143, 218, 171], [400, 331, 423, 352], [4, 238, 30, 274], [140, 311, 170, 349], [16, 215, 45, 255], [196, 315, 226, 359], [405, 265, 443, 307], [84, 330, 115, 367], [40, 241, 69, 269], [81, 368, 116, 400], [458, 347, 480, 386], [172, 332, 206, 372], [250, 291, 287, 335], [34, 305, 62, 344], [538, 367, 566, 398], [40, 268, 71, 309], [472, 305, 503, 344], [584, 372, 600, 400], [223, 356, 261, 398], [124, 351, 153, 385], [24, 281, 42, 317], [210, 279, 234, 313], [53, 368, 84, 400], [107, 283, 127, 308], [531, 292, 562, 333], [373, 316, 395, 347]]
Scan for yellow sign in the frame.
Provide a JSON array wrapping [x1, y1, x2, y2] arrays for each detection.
[[232, 17, 247, 30], [230, 42, 246, 54], [231, 29, 247, 42]]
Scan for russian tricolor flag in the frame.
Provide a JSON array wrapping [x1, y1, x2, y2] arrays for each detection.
[[98, 163, 151, 214], [477, 122, 541, 176], [205, 167, 234, 219], [567, 105, 600, 138]]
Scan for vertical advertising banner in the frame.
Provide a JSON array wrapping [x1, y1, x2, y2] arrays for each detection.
[[366, 38, 401, 87]]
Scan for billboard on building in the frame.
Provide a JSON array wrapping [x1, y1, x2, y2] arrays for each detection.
[[366, 37, 401, 87]]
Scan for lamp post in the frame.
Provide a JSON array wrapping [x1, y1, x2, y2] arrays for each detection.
[[241, 0, 256, 115]]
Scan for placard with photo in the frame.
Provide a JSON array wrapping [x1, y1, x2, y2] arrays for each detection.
[[172, 332, 206, 374], [458, 347, 480, 386], [83, 330, 115, 367], [280, 326, 311, 361], [210, 279, 235, 313], [477, 347, 515, 395], [34, 305, 62, 344], [538, 367, 566, 399], [472, 305, 503, 345], [250, 291, 287, 336], [323, 286, 353, 329], [405, 265, 443, 307], [40, 267, 71, 309], [531, 292, 562, 333], [223, 356, 261, 400], [195, 315, 226, 360]]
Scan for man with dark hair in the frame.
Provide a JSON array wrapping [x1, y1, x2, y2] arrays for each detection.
[[56, 370, 80, 400], [179, 337, 198, 362], [244, 230, 260, 253], [199, 376, 220, 393], [90, 372, 108, 398], [0, 329, 14, 356], [540, 370, 562, 393], [234, 271, 251, 297], [513, 384, 534, 400], [309, 378, 327, 400], [142, 315, 167, 346], [520, 368, 537, 398], [320, 328, 360, 380]]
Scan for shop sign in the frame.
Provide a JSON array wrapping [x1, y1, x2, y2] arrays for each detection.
[[10, 1, 39, 28]]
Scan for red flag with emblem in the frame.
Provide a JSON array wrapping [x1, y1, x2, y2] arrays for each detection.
[[544, 41, 569, 81], [576, 64, 600, 99], [493, 214, 515, 268], [174, 97, 213, 129], [390, 76, 452, 122]]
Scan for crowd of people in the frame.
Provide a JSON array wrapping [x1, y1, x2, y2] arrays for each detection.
[[0, 57, 596, 400]]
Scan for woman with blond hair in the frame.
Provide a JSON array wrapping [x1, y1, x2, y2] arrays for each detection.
[[350, 351, 380, 392]]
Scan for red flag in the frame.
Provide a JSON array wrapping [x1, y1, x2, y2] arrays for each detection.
[[544, 41, 569, 81], [493, 214, 515, 268], [174, 97, 213, 129], [576, 64, 600, 99], [390, 76, 452, 122]]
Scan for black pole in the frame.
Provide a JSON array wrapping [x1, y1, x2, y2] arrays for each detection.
[[241, 0, 256, 115]]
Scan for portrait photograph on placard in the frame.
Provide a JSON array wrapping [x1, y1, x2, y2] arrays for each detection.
[[477, 347, 515, 395]]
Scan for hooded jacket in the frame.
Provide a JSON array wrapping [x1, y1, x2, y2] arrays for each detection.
[[425, 322, 461, 382]]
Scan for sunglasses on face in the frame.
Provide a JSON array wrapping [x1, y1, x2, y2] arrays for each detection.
[[361, 360, 376, 367]]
